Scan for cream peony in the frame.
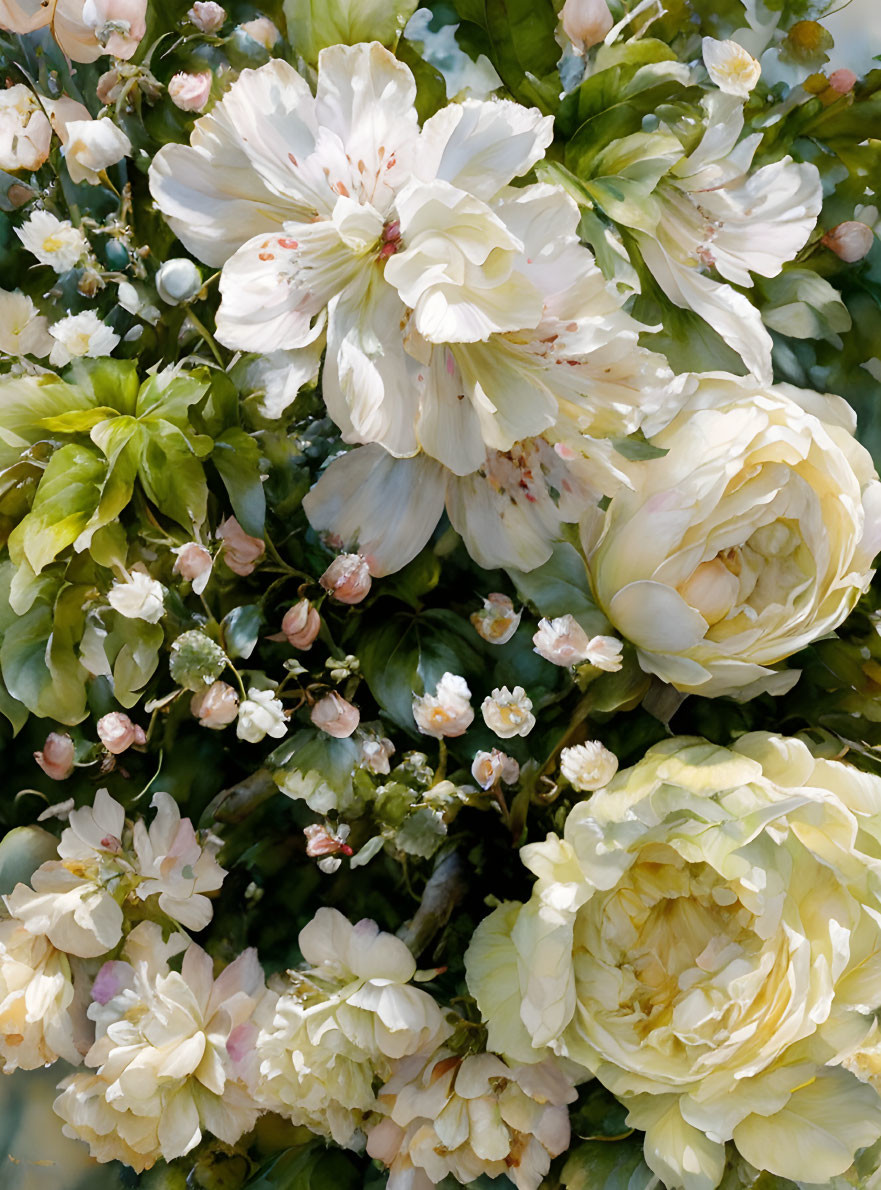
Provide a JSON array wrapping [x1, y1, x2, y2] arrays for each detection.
[[367, 1050, 576, 1190], [584, 375, 881, 697], [54, 922, 266, 1169], [466, 734, 881, 1189], [254, 908, 446, 1145]]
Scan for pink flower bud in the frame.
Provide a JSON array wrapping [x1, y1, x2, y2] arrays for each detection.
[[822, 220, 875, 262], [310, 691, 360, 738], [34, 732, 75, 781], [282, 599, 321, 649], [217, 517, 265, 576], [188, 0, 226, 31], [471, 748, 520, 790], [190, 680, 239, 728], [319, 553, 372, 604], [168, 71, 212, 113], [172, 541, 213, 593], [561, 0, 613, 54], [828, 68, 857, 94], [238, 16, 280, 48], [97, 712, 146, 755], [304, 822, 353, 857]]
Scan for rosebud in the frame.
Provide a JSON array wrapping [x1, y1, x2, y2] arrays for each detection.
[[188, 0, 225, 32], [310, 691, 360, 739], [156, 257, 203, 305], [481, 686, 535, 739], [282, 599, 321, 649], [822, 220, 875, 263], [168, 71, 212, 113], [560, 740, 618, 792], [828, 68, 857, 94], [413, 673, 474, 739], [34, 733, 75, 781], [304, 822, 353, 858], [319, 553, 372, 604], [172, 542, 213, 594], [97, 712, 146, 756], [560, 0, 613, 55], [238, 16, 280, 48], [533, 616, 623, 671], [190, 680, 239, 728], [169, 629, 228, 691], [217, 517, 265, 576], [470, 593, 521, 644], [471, 748, 520, 790]]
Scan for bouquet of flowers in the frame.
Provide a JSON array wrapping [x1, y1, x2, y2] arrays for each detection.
[[2, 0, 881, 1187]]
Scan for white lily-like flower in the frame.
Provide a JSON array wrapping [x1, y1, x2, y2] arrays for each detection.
[[636, 92, 822, 382], [702, 37, 761, 97], [16, 210, 88, 274], [49, 311, 121, 367]]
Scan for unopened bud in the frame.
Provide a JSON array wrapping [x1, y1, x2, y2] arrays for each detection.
[[34, 733, 75, 780], [319, 553, 372, 604], [822, 220, 875, 262], [168, 71, 212, 113], [188, 0, 225, 32], [282, 599, 321, 649], [560, 741, 618, 792], [156, 257, 203, 304], [560, 0, 613, 54], [310, 691, 360, 738], [97, 712, 146, 755], [172, 542, 213, 594], [190, 680, 239, 728]]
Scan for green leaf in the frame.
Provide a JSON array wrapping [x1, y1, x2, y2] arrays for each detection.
[[0, 827, 60, 896], [135, 370, 210, 427], [37, 406, 121, 434], [359, 608, 485, 731], [508, 542, 608, 635], [582, 176, 661, 233], [757, 267, 852, 342], [7, 444, 106, 575], [244, 1143, 362, 1190], [221, 604, 263, 660], [562, 1137, 655, 1190], [213, 428, 267, 537], [0, 374, 97, 468], [67, 357, 140, 415], [453, 0, 560, 110], [1, 577, 89, 724], [270, 729, 366, 816], [102, 613, 164, 708], [397, 37, 449, 121], [377, 549, 442, 609], [284, 0, 418, 65], [138, 420, 209, 531]]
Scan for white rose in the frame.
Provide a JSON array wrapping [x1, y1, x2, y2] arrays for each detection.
[[237, 688, 287, 743], [62, 117, 132, 185], [466, 734, 881, 1188], [412, 673, 474, 738], [107, 571, 165, 623], [585, 375, 881, 697]]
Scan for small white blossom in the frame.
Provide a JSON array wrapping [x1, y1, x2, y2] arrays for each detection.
[[471, 749, 520, 790], [63, 118, 132, 185], [237, 688, 287, 743], [533, 615, 593, 666], [470, 593, 521, 644], [107, 571, 165, 623], [701, 37, 761, 98], [0, 84, 51, 171], [360, 732, 395, 775], [49, 311, 121, 367], [16, 210, 88, 273], [481, 686, 535, 739], [413, 673, 474, 739], [0, 288, 53, 357], [559, 741, 618, 792]]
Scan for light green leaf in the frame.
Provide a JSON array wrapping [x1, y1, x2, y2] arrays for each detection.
[[212, 428, 266, 537], [0, 375, 96, 468], [7, 444, 106, 575], [1, 578, 89, 724], [284, 0, 417, 65], [583, 176, 662, 233], [0, 827, 58, 895], [135, 370, 210, 427], [38, 406, 121, 434], [138, 420, 208, 531], [67, 358, 141, 415], [102, 614, 164, 708], [591, 131, 684, 190]]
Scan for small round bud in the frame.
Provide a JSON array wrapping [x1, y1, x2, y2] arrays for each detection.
[[188, 0, 226, 32], [828, 68, 857, 94], [97, 712, 147, 756], [319, 553, 372, 604], [168, 71, 212, 113], [560, 0, 613, 55], [822, 220, 875, 262], [282, 599, 321, 649], [190, 680, 239, 728], [155, 257, 203, 305]]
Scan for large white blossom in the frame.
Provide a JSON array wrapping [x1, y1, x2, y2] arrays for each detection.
[[54, 922, 266, 1170], [584, 375, 881, 697], [5, 789, 225, 957], [637, 92, 822, 382], [254, 908, 446, 1145], [0, 0, 147, 61], [0, 287, 52, 357], [466, 734, 881, 1189], [367, 1050, 576, 1190]]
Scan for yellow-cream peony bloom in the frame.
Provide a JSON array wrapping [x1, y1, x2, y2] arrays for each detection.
[[583, 375, 881, 697], [466, 734, 881, 1189]]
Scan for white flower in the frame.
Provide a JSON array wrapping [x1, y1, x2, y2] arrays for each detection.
[[49, 311, 121, 367], [471, 749, 520, 790], [413, 672, 474, 738], [0, 84, 52, 171], [470, 593, 521, 644], [0, 0, 146, 62], [237, 688, 287, 743], [481, 686, 535, 739], [637, 92, 822, 382], [702, 37, 761, 97], [0, 920, 86, 1071], [0, 287, 52, 357], [367, 1050, 576, 1190], [559, 741, 618, 791], [54, 922, 266, 1169], [585, 375, 881, 697], [254, 908, 446, 1145], [155, 257, 203, 304], [62, 117, 131, 185], [16, 210, 88, 273], [359, 732, 395, 775], [190, 680, 239, 728], [532, 615, 622, 670], [107, 570, 165, 623], [465, 734, 881, 1188]]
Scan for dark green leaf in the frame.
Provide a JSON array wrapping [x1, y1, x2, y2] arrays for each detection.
[[213, 427, 267, 537]]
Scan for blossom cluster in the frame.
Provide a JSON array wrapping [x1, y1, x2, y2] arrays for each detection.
[[1, 0, 881, 1187]]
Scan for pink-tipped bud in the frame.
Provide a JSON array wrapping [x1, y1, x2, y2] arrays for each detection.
[[188, 0, 225, 31], [560, 0, 613, 54], [190, 680, 239, 728], [97, 712, 147, 756], [34, 732, 75, 781], [304, 822, 353, 858], [319, 553, 372, 604], [168, 71, 212, 113], [822, 220, 875, 262], [282, 599, 321, 649], [310, 691, 360, 738], [172, 542, 213, 593]]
